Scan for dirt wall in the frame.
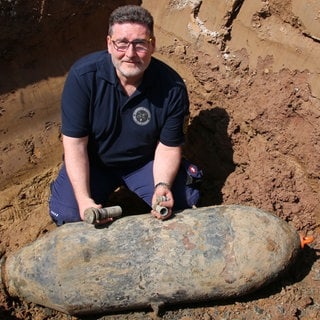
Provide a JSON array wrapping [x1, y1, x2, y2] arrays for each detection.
[[143, 0, 320, 97]]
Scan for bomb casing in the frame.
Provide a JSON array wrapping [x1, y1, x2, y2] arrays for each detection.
[[0, 205, 302, 316]]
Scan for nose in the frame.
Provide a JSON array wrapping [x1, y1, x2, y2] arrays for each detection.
[[125, 43, 138, 58]]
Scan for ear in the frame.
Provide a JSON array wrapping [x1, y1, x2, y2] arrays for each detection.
[[105, 35, 111, 49], [150, 37, 156, 54]]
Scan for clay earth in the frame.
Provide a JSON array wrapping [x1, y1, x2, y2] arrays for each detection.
[[0, 0, 319, 319]]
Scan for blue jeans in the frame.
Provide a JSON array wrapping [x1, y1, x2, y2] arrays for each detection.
[[49, 160, 200, 225]]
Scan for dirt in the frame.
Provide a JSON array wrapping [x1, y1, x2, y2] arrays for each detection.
[[0, 0, 320, 319]]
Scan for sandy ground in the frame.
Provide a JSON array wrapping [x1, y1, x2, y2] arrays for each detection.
[[1, 0, 320, 319]]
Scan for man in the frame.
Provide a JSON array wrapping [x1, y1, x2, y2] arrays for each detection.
[[49, 5, 201, 226]]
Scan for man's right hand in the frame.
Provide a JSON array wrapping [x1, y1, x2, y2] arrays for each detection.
[[79, 198, 101, 221]]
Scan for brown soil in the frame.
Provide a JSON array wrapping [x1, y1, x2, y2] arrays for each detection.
[[1, 0, 319, 319]]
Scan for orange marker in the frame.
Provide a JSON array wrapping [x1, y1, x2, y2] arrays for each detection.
[[299, 234, 314, 248]]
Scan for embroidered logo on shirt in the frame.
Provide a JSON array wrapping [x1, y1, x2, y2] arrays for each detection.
[[133, 107, 151, 126]]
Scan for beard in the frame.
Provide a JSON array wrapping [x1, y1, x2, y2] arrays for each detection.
[[112, 56, 151, 79]]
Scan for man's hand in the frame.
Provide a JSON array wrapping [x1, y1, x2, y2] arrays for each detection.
[[151, 184, 174, 220], [152, 143, 181, 220], [79, 199, 115, 225], [79, 198, 101, 221]]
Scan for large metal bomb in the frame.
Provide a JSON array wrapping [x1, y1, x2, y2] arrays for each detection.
[[0, 205, 304, 316]]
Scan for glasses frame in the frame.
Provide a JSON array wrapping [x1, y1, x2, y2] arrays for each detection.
[[110, 38, 153, 53]]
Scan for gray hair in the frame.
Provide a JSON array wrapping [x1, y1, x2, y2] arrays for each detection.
[[108, 5, 154, 36]]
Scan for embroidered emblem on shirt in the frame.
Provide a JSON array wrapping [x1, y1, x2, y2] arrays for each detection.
[[133, 107, 151, 126]]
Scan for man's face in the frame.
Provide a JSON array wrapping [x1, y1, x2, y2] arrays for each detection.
[[107, 23, 155, 81]]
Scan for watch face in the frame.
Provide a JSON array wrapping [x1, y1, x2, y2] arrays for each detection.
[[133, 106, 151, 126]]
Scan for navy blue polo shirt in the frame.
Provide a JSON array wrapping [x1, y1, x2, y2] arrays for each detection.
[[61, 50, 189, 168]]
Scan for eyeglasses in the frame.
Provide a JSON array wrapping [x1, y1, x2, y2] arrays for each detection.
[[111, 38, 152, 53]]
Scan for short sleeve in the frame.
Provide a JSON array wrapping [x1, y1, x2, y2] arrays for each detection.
[[61, 68, 90, 138], [159, 83, 189, 146]]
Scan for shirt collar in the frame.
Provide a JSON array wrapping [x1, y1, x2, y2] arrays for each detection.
[[96, 52, 117, 84]]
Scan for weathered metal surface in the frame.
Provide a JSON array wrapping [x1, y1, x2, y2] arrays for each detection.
[[0, 205, 301, 316], [84, 206, 122, 224]]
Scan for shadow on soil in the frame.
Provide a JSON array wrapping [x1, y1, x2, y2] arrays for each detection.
[[184, 107, 236, 206]]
